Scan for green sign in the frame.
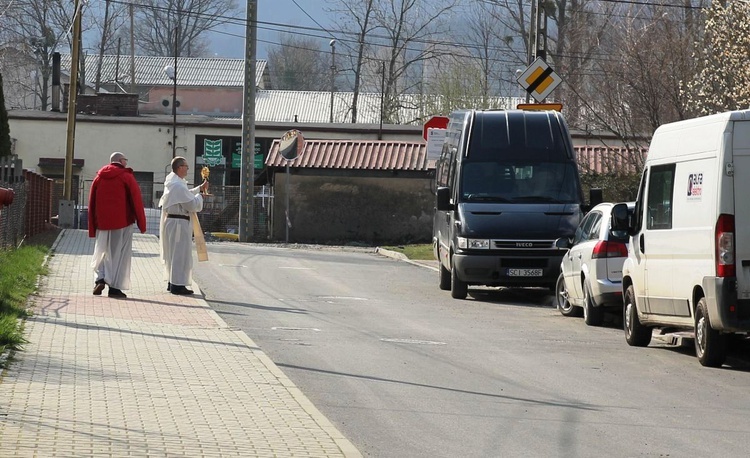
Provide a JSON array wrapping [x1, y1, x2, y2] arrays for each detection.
[[230, 141, 264, 169], [203, 139, 223, 166], [231, 153, 263, 168]]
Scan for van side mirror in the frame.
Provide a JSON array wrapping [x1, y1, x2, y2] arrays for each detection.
[[555, 237, 572, 250], [611, 203, 632, 234], [436, 186, 453, 211]]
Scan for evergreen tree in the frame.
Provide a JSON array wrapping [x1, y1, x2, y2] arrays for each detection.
[[0, 72, 11, 157]]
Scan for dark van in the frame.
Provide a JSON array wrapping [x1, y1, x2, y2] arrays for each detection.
[[434, 109, 591, 299]]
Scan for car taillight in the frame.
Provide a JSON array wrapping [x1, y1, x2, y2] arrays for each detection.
[[716, 214, 735, 277], [592, 240, 628, 259]]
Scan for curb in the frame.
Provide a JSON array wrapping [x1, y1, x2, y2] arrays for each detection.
[[375, 247, 439, 271]]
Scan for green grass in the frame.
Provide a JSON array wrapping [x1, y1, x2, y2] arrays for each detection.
[[382, 243, 435, 261], [0, 243, 50, 354]]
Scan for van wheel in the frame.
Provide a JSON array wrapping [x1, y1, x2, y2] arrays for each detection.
[[439, 262, 451, 291], [583, 280, 604, 326], [556, 273, 581, 317], [695, 297, 727, 367], [624, 285, 651, 347], [450, 258, 467, 299]]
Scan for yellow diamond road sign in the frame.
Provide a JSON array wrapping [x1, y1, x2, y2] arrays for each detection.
[[517, 57, 562, 103]]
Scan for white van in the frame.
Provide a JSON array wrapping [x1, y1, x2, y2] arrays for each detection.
[[611, 109, 750, 367]]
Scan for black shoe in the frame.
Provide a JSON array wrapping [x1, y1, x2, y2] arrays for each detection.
[[108, 288, 127, 298], [167, 282, 172, 292], [93, 280, 106, 296], [170, 285, 194, 295]]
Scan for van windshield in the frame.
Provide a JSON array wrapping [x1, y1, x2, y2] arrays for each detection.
[[460, 161, 580, 204]]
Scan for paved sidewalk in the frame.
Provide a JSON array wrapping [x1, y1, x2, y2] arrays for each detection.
[[0, 229, 361, 457]]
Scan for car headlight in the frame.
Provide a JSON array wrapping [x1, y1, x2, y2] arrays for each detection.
[[457, 237, 490, 249]]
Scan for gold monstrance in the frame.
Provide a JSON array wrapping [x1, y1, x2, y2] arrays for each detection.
[[200, 166, 211, 195]]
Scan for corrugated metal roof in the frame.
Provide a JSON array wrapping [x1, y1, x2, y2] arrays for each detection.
[[60, 54, 267, 88], [255, 90, 520, 125], [575, 145, 647, 174], [256, 90, 420, 125], [267, 139, 428, 171]]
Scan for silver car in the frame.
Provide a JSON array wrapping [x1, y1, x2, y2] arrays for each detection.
[[554, 202, 634, 326]]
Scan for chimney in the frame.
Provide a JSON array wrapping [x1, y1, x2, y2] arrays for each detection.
[[52, 52, 60, 112]]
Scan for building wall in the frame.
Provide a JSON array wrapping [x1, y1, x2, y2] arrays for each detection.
[[143, 87, 244, 116], [8, 112, 425, 209], [274, 173, 434, 245]]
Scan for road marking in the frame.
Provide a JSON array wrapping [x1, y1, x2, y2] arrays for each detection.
[[318, 296, 368, 301], [219, 264, 247, 268], [380, 338, 446, 345], [272, 327, 321, 332]]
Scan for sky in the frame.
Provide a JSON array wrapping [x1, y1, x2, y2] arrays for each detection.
[[205, 0, 333, 59]]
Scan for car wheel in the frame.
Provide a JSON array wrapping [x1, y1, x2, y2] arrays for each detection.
[[624, 285, 651, 347], [556, 272, 582, 317], [695, 297, 727, 367], [450, 256, 467, 300], [583, 280, 604, 326], [439, 261, 451, 291]]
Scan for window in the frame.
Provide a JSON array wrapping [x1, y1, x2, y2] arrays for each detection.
[[633, 170, 648, 233], [588, 213, 603, 240], [574, 212, 599, 244], [646, 164, 676, 230]]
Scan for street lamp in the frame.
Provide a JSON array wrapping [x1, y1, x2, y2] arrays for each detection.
[[329, 39, 335, 123], [164, 27, 179, 158]]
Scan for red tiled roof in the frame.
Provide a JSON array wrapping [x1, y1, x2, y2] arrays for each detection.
[[265, 140, 645, 175], [266, 139, 428, 171], [574, 145, 647, 175]]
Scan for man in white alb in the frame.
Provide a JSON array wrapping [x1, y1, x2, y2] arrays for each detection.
[[158, 156, 208, 295]]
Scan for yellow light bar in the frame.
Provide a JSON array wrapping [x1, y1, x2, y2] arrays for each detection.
[[517, 103, 563, 112]]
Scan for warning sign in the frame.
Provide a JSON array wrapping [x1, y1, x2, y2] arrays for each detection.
[[516, 58, 562, 103]]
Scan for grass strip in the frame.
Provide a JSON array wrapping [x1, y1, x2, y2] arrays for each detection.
[[0, 244, 49, 352], [382, 244, 434, 261]]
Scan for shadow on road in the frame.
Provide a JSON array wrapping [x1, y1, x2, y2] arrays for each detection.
[[467, 286, 555, 308]]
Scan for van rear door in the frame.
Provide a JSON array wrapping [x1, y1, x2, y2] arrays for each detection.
[[731, 121, 750, 299]]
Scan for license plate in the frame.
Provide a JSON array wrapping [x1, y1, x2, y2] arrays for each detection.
[[507, 268, 543, 277]]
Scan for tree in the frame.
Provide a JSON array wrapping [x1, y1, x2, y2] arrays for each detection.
[[267, 35, 329, 91], [90, 0, 129, 91], [372, 0, 457, 123], [683, 1, 749, 116], [327, 0, 378, 123], [132, 0, 240, 57], [0, 0, 81, 110], [0, 72, 11, 157], [428, 1, 517, 108], [330, 0, 456, 123]]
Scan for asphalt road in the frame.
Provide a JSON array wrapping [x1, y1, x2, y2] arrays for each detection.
[[193, 243, 750, 458]]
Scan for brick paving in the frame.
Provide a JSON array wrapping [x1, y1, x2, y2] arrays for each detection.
[[0, 229, 360, 457]]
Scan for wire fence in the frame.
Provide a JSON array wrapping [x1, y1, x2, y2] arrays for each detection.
[[78, 180, 274, 239]]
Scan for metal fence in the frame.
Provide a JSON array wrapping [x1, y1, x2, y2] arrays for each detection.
[[80, 180, 274, 240], [0, 179, 25, 249], [1, 155, 23, 248]]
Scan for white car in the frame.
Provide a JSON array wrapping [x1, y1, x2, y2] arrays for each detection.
[[554, 202, 634, 326]]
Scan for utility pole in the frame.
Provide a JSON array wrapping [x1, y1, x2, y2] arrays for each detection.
[[239, 0, 257, 242], [329, 39, 336, 123], [130, 3, 136, 93], [172, 26, 178, 158], [60, 0, 83, 228], [525, 0, 538, 103], [536, 0, 548, 62], [525, 0, 547, 104]]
